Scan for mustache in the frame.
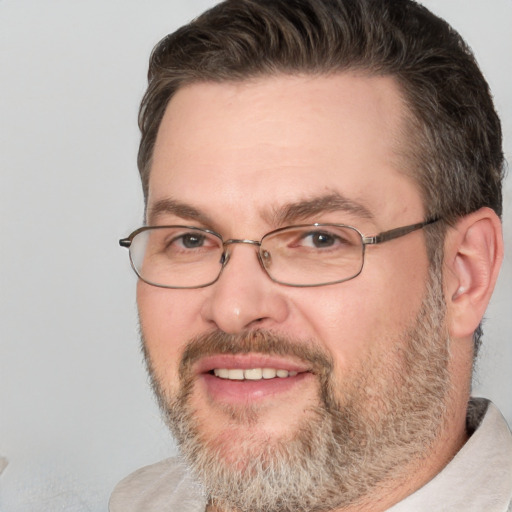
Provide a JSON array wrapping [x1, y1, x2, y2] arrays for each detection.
[[178, 329, 334, 381]]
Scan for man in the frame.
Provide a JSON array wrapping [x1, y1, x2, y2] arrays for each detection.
[[111, 0, 512, 510]]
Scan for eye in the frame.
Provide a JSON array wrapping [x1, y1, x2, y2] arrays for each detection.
[[178, 233, 207, 249], [161, 229, 221, 253], [299, 230, 345, 249]]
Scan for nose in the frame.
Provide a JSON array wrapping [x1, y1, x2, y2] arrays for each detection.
[[200, 242, 289, 334]]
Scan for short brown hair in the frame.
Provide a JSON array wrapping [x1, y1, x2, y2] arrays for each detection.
[[138, 0, 503, 224]]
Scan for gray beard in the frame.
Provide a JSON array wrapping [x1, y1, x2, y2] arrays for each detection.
[[143, 266, 451, 512]]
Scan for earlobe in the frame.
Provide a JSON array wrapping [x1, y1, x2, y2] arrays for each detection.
[[444, 208, 503, 340]]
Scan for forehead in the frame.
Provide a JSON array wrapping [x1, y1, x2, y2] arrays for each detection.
[[148, 73, 423, 229]]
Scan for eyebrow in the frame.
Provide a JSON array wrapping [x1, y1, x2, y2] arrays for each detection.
[[147, 192, 374, 229], [268, 192, 375, 226], [147, 198, 214, 226]]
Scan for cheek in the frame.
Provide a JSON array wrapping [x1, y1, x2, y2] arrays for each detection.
[[292, 251, 429, 372], [137, 283, 204, 382], [291, 285, 379, 372]]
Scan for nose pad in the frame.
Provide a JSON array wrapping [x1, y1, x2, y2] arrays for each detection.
[[259, 249, 272, 270], [220, 250, 230, 266]]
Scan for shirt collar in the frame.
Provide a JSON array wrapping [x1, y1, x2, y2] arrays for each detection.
[[389, 398, 512, 512]]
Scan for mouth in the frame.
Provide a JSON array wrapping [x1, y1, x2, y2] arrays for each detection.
[[212, 368, 298, 380], [195, 354, 313, 403]]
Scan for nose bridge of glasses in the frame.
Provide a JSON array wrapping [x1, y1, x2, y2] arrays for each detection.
[[220, 238, 263, 267], [223, 238, 261, 247]]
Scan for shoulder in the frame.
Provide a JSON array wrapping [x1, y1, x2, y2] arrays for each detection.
[[109, 457, 206, 512]]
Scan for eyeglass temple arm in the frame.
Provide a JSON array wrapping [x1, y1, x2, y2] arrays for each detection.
[[363, 218, 439, 245], [119, 238, 131, 248]]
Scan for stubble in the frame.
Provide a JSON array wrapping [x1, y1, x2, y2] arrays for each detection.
[[142, 265, 451, 512]]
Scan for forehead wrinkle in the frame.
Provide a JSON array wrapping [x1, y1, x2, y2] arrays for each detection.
[[264, 193, 375, 227], [147, 198, 214, 226]]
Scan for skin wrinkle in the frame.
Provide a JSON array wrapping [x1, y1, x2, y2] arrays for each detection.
[[142, 259, 452, 512]]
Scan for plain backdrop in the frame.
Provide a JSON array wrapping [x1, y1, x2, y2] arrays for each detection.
[[0, 1, 511, 510]]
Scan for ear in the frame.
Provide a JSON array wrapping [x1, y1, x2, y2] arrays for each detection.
[[443, 207, 503, 340]]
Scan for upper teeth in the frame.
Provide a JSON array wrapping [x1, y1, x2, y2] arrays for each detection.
[[213, 368, 298, 380]]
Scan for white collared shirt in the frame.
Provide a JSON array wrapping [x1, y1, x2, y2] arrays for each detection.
[[389, 399, 512, 512]]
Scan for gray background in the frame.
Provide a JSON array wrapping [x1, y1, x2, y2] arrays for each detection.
[[0, 1, 510, 510]]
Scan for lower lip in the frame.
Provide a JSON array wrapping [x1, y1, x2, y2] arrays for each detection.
[[200, 372, 312, 404]]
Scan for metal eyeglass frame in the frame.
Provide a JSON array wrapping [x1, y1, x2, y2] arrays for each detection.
[[119, 218, 439, 289]]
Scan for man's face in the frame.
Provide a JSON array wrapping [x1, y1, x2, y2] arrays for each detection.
[[138, 74, 450, 510]]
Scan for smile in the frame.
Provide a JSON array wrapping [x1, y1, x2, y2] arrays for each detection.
[[195, 354, 313, 402], [212, 368, 299, 380]]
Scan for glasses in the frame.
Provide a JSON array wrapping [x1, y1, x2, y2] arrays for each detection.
[[119, 219, 438, 289]]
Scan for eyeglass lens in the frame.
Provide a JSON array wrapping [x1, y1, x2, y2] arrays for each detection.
[[128, 225, 365, 288]]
